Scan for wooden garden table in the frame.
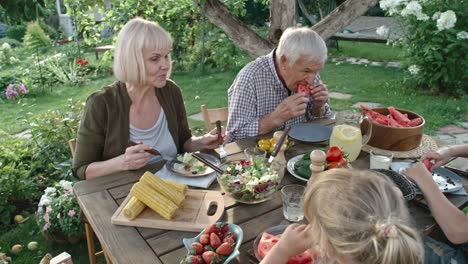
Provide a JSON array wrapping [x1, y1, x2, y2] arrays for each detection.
[[74, 119, 468, 264]]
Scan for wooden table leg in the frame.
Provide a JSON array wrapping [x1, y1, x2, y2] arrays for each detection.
[[85, 222, 97, 264]]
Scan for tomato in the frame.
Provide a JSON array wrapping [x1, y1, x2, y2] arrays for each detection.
[[338, 157, 348, 167], [326, 161, 340, 170], [326, 146, 343, 163], [422, 159, 433, 172], [297, 84, 311, 95]]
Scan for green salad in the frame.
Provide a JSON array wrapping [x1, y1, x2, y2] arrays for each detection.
[[294, 151, 312, 179], [176, 153, 207, 174], [218, 158, 280, 203]]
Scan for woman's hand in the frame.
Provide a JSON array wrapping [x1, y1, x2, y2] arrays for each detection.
[[421, 148, 452, 170], [402, 162, 433, 188], [120, 142, 152, 171], [202, 127, 227, 150]]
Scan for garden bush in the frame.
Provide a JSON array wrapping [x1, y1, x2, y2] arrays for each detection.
[[379, 0, 467, 95], [0, 101, 82, 227], [6, 24, 26, 42], [0, 37, 22, 48], [23, 21, 52, 51]]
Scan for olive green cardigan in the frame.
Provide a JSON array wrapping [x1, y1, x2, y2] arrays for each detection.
[[72, 80, 192, 180]]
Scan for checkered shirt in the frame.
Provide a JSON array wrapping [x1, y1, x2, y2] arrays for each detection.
[[226, 50, 331, 142]]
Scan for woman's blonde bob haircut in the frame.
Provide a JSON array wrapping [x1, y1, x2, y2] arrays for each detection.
[[276, 27, 327, 65], [113, 17, 173, 86], [304, 169, 423, 264]]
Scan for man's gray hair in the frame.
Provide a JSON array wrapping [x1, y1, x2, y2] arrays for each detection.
[[276, 27, 327, 65]]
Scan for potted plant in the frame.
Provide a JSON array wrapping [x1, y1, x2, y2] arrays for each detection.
[[36, 180, 84, 244]]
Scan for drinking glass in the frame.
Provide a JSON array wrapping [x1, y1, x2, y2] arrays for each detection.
[[370, 150, 393, 169], [244, 147, 266, 163], [281, 184, 305, 222]]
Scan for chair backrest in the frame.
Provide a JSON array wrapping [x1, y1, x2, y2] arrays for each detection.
[[200, 104, 228, 131], [68, 139, 77, 158]]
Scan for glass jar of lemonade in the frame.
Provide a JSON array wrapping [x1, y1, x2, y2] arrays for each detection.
[[329, 112, 373, 162]]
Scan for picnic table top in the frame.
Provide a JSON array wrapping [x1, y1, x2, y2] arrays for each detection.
[[74, 119, 468, 264]]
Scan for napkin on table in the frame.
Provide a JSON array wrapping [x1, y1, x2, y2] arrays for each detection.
[[153, 166, 217, 189]]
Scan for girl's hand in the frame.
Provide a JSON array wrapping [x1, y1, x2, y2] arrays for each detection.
[[271, 224, 312, 259], [421, 148, 452, 170], [402, 162, 433, 187], [120, 142, 152, 170]]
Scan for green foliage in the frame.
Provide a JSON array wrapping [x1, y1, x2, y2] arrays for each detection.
[[382, 0, 467, 95], [38, 19, 59, 40], [0, 0, 48, 25], [0, 37, 23, 48], [0, 136, 38, 225], [6, 24, 27, 42], [65, 0, 248, 71], [0, 100, 82, 226], [23, 21, 52, 51]]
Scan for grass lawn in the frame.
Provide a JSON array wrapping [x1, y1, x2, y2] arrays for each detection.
[[328, 40, 403, 61]]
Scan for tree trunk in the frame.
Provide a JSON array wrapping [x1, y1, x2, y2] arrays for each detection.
[[268, 0, 296, 44], [195, 0, 377, 58], [312, 0, 379, 40], [193, 0, 274, 57]]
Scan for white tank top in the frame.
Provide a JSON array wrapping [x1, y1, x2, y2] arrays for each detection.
[[129, 110, 178, 164]]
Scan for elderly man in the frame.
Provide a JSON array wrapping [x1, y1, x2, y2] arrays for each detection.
[[226, 27, 330, 141]]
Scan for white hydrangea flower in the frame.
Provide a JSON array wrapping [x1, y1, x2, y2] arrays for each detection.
[[39, 195, 52, 206], [408, 65, 420, 75], [376, 25, 389, 37], [416, 13, 429, 21], [401, 1, 422, 17], [432, 12, 441, 20], [437, 10, 457, 31], [44, 187, 57, 195], [59, 180, 73, 189], [10, 56, 20, 63], [457, 31, 468, 40], [1, 42, 11, 50], [380, 0, 407, 15]]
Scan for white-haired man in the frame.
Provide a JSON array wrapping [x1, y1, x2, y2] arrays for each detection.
[[226, 27, 330, 141]]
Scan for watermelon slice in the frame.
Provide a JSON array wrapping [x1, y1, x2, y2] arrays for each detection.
[[257, 232, 314, 264], [297, 84, 311, 95]]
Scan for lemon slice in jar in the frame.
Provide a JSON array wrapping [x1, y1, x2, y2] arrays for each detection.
[[334, 125, 360, 142]]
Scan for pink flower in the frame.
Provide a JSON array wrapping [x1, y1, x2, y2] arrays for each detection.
[[43, 222, 51, 231], [68, 209, 76, 217], [18, 82, 28, 94], [5, 84, 18, 100], [37, 206, 43, 213], [43, 213, 50, 223], [46, 206, 52, 213]]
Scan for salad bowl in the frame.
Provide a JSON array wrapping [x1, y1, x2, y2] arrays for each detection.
[[217, 158, 282, 204]]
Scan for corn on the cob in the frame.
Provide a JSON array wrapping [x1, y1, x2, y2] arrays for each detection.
[[130, 182, 178, 220], [140, 172, 185, 206], [163, 179, 188, 195], [123, 196, 146, 220]]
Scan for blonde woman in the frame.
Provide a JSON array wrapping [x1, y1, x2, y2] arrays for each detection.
[[73, 18, 223, 180], [261, 169, 424, 264]]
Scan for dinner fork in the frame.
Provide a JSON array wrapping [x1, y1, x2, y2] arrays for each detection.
[[216, 120, 227, 159]]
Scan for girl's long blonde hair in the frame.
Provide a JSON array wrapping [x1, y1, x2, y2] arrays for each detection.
[[304, 169, 423, 264]]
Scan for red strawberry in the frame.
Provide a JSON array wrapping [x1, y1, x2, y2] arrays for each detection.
[[216, 242, 233, 256], [220, 223, 229, 234], [203, 245, 214, 253], [205, 224, 220, 235], [202, 251, 221, 264], [190, 242, 204, 255], [180, 255, 203, 264], [223, 232, 237, 242], [210, 232, 221, 249], [200, 234, 210, 245], [222, 237, 235, 244]]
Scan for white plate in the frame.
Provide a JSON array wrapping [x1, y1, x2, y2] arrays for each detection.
[[391, 161, 464, 193], [287, 154, 311, 182], [166, 153, 220, 177]]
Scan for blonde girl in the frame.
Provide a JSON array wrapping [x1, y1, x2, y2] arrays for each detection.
[[261, 169, 424, 264]]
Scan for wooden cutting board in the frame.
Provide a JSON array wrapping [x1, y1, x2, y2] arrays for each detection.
[[111, 189, 225, 232]]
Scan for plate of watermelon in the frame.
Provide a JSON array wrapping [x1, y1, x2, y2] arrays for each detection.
[[253, 225, 316, 264]]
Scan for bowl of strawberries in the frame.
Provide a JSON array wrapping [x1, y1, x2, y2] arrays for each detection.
[[181, 222, 243, 264], [360, 105, 425, 151]]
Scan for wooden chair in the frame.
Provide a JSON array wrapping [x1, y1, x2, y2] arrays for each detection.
[[200, 104, 228, 131], [68, 139, 112, 264]]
